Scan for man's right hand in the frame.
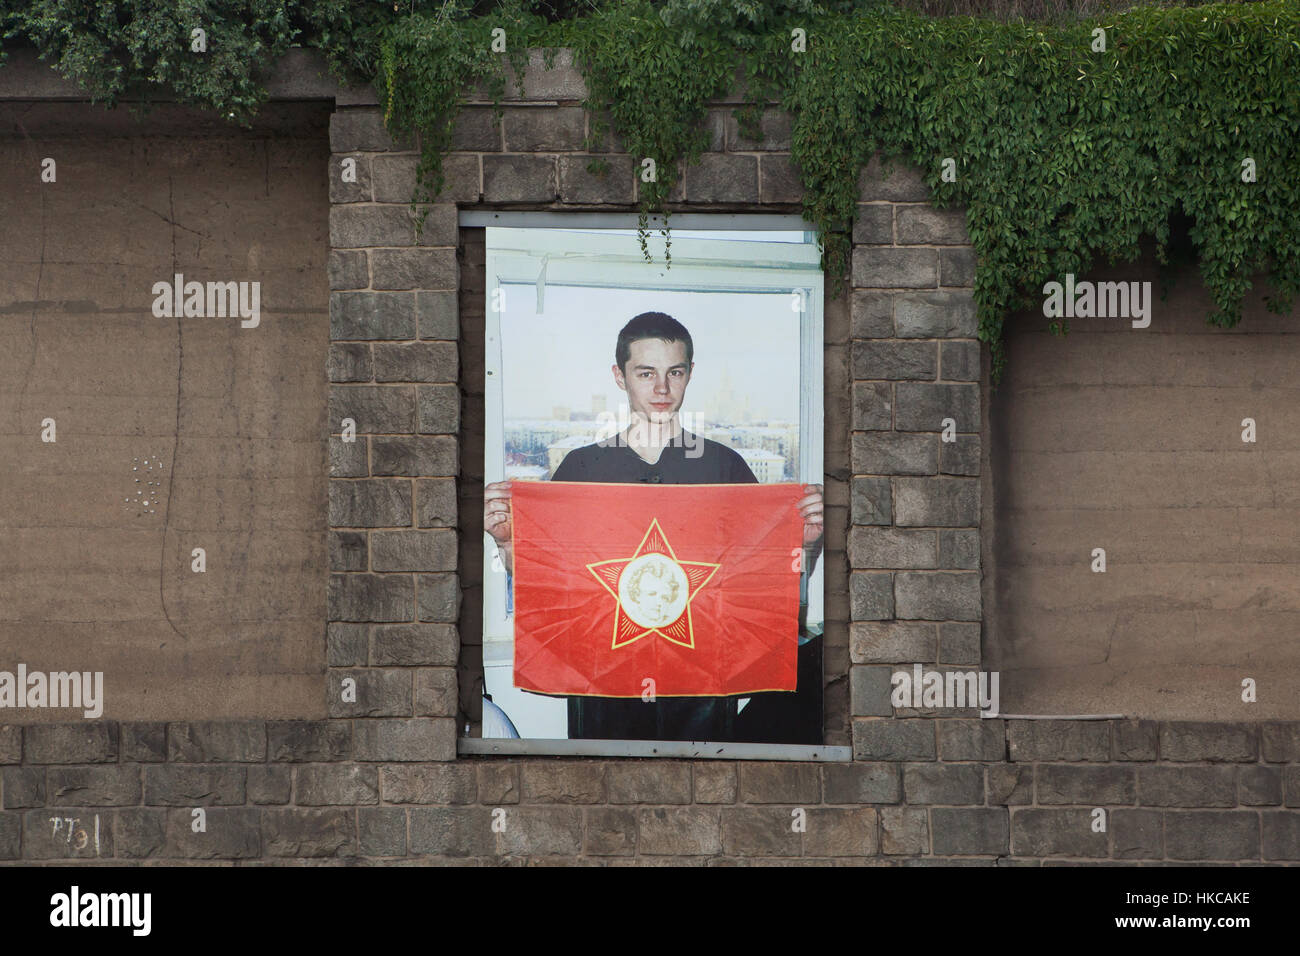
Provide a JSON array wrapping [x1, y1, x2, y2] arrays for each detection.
[[484, 480, 513, 545], [484, 480, 514, 575]]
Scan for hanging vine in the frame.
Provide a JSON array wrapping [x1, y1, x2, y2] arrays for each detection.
[[3, 0, 1296, 381]]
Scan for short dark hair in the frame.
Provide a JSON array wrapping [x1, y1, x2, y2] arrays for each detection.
[[615, 312, 694, 371]]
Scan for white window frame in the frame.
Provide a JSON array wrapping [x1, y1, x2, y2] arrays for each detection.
[[464, 210, 848, 761]]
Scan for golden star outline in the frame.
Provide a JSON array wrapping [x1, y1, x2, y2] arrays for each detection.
[[585, 518, 721, 651]]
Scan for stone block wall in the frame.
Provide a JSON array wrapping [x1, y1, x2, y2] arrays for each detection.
[[2, 49, 1298, 864]]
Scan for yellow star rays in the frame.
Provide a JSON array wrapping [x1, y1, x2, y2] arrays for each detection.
[[586, 518, 721, 650]]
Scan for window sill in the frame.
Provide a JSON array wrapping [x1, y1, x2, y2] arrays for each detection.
[[458, 738, 853, 761]]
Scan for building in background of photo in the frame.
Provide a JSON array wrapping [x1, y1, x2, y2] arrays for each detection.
[[482, 222, 824, 744]]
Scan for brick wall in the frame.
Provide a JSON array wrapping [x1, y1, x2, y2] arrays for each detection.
[[2, 49, 1298, 864]]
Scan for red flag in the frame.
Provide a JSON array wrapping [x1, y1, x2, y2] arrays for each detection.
[[510, 481, 805, 697]]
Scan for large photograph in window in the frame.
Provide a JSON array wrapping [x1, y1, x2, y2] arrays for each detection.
[[481, 223, 824, 745]]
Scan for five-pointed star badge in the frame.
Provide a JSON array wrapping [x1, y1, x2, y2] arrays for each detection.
[[586, 518, 721, 650]]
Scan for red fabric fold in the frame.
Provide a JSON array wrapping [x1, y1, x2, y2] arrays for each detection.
[[511, 481, 804, 697]]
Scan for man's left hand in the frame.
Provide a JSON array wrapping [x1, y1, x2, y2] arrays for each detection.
[[797, 483, 824, 549]]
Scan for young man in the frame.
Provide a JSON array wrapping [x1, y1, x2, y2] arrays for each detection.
[[484, 311, 824, 740]]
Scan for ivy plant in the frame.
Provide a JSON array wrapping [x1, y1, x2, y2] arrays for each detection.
[[2, 0, 1296, 382]]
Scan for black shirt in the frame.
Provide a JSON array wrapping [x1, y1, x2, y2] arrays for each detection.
[[551, 432, 758, 486], [549, 431, 757, 741]]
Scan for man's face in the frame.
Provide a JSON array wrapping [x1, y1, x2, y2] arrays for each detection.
[[613, 338, 693, 426]]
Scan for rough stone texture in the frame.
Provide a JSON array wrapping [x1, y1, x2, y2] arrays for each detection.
[[1035, 765, 1136, 805], [894, 476, 979, 526], [329, 479, 413, 528], [383, 764, 476, 805], [722, 807, 803, 857], [1010, 809, 1108, 858], [24, 725, 119, 764], [353, 719, 456, 762], [853, 720, 936, 760], [168, 723, 266, 763], [940, 340, 980, 382], [374, 342, 458, 383], [1008, 721, 1111, 762], [880, 807, 928, 854], [0, 727, 22, 764], [894, 291, 977, 337], [483, 155, 556, 202], [143, 766, 247, 806], [1262, 723, 1300, 762], [329, 574, 416, 622], [3, 768, 46, 808], [263, 809, 354, 858], [851, 477, 892, 525], [851, 291, 895, 337], [248, 766, 293, 805], [1239, 766, 1282, 806], [1263, 813, 1300, 861], [268, 722, 352, 762], [894, 572, 982, 621], [371, 248, 457, 290], [852, 381, 893, 430], [1164, 812, 1259, 861], [328, 249, 370, 290], [372, 437, 458, 477], [739, 763, 820, 804], [853, 247, 939, 289], [581, 807, 635, 856], [931, 808, 1008, 856], [822, 763, 900, 804], [849, 528, 937, 570], [327, 624, 369, 667], [1160, 723, 1258, 762], [47, 767, 142, 806], [409, 807, 495, 857], [22, 808, 116, 860], [693, 764, 737, 804], [685, 154, 759, 202], [0, 56, 1293, 867], [853, 340, 937, 380], [850, 622, 936, 664], [521, 762, 606, 804], [987, 764, 1033, 806], [477, 763, 520, 805], [938, 720, 1004, 761], [895, 205, 968, 245], [894, 384, 979, 433], [759, 153, 803, 204], [940, 247, 975, 286], [850, 666, 894, 718], [938, 622, 981, 665], [1138, 766, 1236, 808], [852, 432, 938, 476], [559, 154, 636, 204], [360, 807, 409, 857], [1112, 809, 1163, 859], [372, 624, 459, 666], [850, 572, 894, 621], [608, 763, 691, 805], [639, 808, 722, 856], [903, 763, 984, 805]]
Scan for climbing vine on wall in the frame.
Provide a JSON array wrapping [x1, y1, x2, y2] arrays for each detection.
[[3, 1, 1297, 381]]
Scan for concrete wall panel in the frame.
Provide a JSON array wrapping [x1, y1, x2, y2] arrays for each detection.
[[0, 102, 330, 721]]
